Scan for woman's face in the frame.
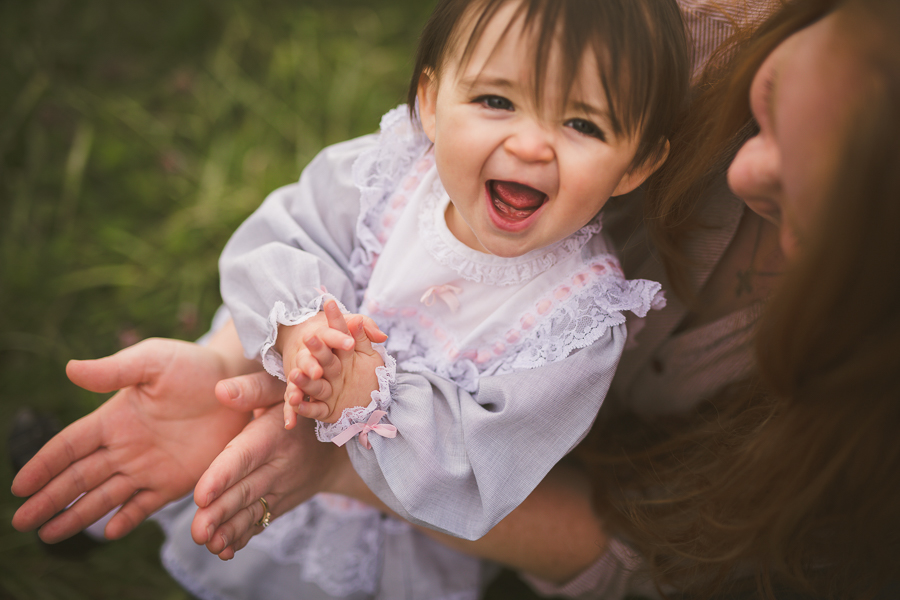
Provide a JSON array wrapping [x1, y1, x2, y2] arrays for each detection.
[[727, 11, 866, 260]]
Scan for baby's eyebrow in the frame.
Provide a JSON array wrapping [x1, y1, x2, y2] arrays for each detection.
[[460, 74, 515, 90], [569, 99, 610, 121]]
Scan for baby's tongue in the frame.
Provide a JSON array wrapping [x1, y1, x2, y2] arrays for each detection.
[[490, 181, 546, 218]]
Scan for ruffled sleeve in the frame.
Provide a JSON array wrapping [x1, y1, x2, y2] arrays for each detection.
[[220, 105, 431, 377], [219, 136, 373, 376], [346, 322, 627, 540]]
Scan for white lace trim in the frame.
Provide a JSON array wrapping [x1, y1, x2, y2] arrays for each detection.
[[372, 259, 665, 393], [348, 105, 432, 301], [497, 274, 664, 376], [260, 293, 350, 380], [346, 103, 606, 291], [419, 185, 604, 286], [315, 343, 397, 443]]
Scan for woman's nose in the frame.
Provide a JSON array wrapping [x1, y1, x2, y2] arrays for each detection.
[[727, 134, 782, 202], [504, 122, 555, 163]]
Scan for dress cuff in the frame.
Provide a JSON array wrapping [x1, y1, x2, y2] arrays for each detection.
[[520, 538, 643, 599], [259, 293, 348, 380], [315, 344, 397, 447]]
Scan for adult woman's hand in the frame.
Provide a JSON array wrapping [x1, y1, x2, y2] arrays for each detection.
[[11, 325, 257, 543], [190, 372, 361, 561]]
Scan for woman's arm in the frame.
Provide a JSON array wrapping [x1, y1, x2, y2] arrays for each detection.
[[195, 375, 608, 581], [417, 460, 607, 583]]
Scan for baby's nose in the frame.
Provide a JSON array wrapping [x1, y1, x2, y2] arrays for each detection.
[[504, 123, 555, 163]]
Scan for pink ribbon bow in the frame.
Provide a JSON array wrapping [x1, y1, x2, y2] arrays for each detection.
[[331, 410, 397, 449], [420, 284, 462, 313]]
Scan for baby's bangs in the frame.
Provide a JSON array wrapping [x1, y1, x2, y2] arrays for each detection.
[[461, 0, 688, 165], [408, 0, 688, 167]]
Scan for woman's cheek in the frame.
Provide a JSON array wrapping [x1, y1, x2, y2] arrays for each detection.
[[779, 221, 801, 262]]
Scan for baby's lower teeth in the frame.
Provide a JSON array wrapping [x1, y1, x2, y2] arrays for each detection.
[[494, 197, 534, 219]]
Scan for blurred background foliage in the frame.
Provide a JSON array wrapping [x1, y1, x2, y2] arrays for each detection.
[[0, 0, 447, 596]]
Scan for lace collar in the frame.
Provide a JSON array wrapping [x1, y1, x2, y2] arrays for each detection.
[[418, 180, 603, 287]]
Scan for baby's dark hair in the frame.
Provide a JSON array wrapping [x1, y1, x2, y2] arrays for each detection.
[[407, 0, 690, 170]]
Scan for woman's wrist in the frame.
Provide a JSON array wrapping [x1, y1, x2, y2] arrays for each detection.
[[207, 319, 262, 379]]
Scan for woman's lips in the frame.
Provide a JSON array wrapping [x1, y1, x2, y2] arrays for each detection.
[[487, 180, 547, 221]]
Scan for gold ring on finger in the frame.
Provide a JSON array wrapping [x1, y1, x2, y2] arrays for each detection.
[[254, 497, 271, 528]]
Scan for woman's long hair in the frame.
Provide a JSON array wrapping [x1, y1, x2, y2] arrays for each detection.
[[582, 0, 900, 597]]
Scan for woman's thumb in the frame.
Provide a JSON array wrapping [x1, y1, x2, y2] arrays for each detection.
[[216, 371, 286, 412], [65, 338, 172, 393]]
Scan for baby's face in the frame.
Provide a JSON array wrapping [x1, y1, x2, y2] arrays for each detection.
[[418, 2, 654, 257]]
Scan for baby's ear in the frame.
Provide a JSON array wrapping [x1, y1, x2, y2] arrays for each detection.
[[611, 139, 670, 197], [417, 69, 438, 143]]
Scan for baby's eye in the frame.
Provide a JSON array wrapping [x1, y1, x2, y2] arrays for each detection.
[[476, 95, 514, 111], [566, 118, 606, 142]]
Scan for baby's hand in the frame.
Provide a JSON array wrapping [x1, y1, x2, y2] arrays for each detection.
[[282, 300, 386, 427], [276, 307, 354, 429]]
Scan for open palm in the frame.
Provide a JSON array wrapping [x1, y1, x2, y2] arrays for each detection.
[[11, 338, 252, 543]]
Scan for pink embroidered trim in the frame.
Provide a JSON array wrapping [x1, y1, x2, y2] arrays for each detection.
[[330, 410, 397, 449]]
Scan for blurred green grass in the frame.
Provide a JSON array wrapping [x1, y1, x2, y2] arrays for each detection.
[[0, 0, 433, 597]]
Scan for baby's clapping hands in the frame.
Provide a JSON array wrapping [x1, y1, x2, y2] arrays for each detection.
[[277, 300, 387, 429]]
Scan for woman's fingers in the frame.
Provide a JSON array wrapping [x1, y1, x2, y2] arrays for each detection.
[[104, 489, 167, 540], [36, 473, 137, 543], [193, 460, 273, 548], [217, 546, 236, 561], [215, 371, 286, 412], [206, 493, 272, 557], [12, 447, 116, 533], [193, 408, 281, 510], [225, 515, 263, 556], [193, 475, 258, 547], [10, 411, 117, 532], [11, 411, 107, 499]]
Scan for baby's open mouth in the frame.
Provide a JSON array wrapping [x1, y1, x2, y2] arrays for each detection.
[[488, 180, 547, 220]]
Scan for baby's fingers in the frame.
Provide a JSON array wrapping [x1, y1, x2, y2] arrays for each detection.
[[359, 316, 388, 344], [283, 401, 298, 430], [304, 336, 342, 380], [287, 370, 334, 404], [323, 300, 351, 336], [294, 398, 335, 422], [346, 317, 382, 358], [293, 347, 324, 380], [316, 328, 354, 353]]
